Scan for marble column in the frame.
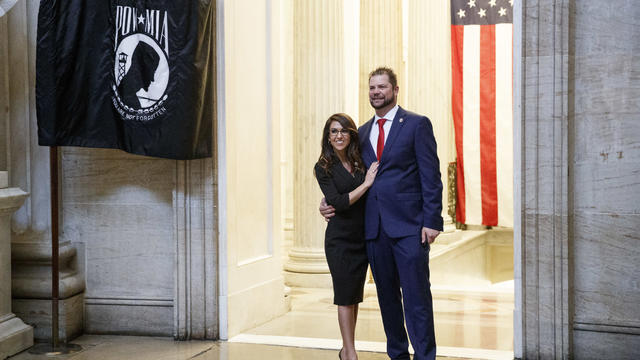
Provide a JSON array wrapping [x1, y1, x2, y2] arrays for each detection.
[[358, 0, 403, 125], [0, 186, 32, 359], [278, 0, 295, 265], [2, 1, 84, 341], [407, 0, 456, 231], [515, 0, 571, 358], [284, 0, 345, 287]]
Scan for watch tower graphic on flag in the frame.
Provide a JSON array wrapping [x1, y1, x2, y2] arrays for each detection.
[[118, 52, 128, 83]]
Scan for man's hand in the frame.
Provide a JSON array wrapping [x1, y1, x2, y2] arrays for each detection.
[[421, 227, 440, 244], [319, 198, 335, 222]]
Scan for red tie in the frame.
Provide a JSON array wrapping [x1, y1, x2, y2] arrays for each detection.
[[377, 118, 387, 161]]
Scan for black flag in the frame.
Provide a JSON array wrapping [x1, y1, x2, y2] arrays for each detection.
[[36, 0, 214, 160]]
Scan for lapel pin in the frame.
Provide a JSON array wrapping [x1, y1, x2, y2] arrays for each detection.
[[399, 118, 404, 123]]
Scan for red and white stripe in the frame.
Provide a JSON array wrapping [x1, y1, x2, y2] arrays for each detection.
[[451, 23, 513, 227]]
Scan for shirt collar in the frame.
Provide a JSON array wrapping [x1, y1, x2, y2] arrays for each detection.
[[374, 105, 399, 123]]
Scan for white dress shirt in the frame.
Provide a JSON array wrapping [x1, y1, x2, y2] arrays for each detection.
[[369, 105, 399, 159]]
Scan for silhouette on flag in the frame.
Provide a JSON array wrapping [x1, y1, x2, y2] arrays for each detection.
[[36, 0, 214, 160], [451, 0, 514, 227]]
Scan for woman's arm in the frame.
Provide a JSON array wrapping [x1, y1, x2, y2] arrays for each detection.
[[315, 164, 350, 212], [347, 162, 378, 205], [314, 162, 379, 211]]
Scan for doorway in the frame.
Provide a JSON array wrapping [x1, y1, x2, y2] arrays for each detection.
[[216, 0, 522, 359]]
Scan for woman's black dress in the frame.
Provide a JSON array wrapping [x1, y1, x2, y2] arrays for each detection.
[[314, 160, 369, 305]]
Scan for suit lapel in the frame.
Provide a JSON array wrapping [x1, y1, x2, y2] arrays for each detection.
[[360, 118, 377, 165], [380, 106, 407, 163]]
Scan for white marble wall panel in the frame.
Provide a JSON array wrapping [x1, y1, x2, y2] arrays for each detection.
[[61, 148, 176, 334], [573, 330, 640, 360], [84, 302, 173, 336], [573, 214, 639, 328], [570, 1, 640, 353], [572, 115, 640, 214], [571, 2, 640, 213]]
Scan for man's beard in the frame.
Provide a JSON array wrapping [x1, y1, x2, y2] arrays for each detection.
[[370, 95, 394, 109]]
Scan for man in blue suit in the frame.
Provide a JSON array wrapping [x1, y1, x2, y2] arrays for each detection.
[[321, 67, 443, 360]]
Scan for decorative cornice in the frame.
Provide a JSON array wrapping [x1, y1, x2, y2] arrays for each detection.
[[11, 242, 75, 261], [0, 187, 28, 216]]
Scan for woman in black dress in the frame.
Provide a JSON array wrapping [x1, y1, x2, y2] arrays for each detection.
[[314, 113, 378, 360]]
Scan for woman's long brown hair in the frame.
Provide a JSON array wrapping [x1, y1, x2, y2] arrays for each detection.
[[317, 113, 365, 175]]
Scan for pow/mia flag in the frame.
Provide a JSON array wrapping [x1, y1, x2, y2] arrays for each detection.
[[36, 0, 214, 159]]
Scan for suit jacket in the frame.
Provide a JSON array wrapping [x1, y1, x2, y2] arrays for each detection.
[[359, 106, 443, 240]]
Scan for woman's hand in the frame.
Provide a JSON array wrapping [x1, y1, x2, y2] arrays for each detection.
[[347, 162, 379, 206], [364, 161, 379, 187]]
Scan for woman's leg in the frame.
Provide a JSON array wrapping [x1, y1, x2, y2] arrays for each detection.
[[353, 303, 359, 323], [338, 305, 358, 359]]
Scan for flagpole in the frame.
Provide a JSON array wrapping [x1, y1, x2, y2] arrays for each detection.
[[50, 146, 59, 349], [29, 147, 81, 355]]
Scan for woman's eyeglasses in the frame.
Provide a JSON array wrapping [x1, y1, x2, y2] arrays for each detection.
[[330, 128, 350, 137]]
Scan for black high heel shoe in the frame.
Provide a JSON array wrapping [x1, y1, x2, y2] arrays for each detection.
[[338, 348, 343, 359]]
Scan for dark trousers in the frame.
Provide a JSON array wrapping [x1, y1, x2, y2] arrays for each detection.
[[366, 227, 436, 360]]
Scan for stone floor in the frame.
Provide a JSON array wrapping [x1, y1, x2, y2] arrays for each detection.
[[233, 284, 514, 360], [8, 335, 469, 360], [8, 283, 513, 360]]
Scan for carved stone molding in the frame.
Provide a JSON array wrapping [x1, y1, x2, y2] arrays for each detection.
[[0, 187, 33, 358], [11, 243, 84, 299], [173, 159, 218, 340], [0, 188, 27, 216], [515, 0, 572, 358]]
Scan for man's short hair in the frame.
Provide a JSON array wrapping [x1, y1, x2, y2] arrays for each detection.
[[369, 67, 398, 88]]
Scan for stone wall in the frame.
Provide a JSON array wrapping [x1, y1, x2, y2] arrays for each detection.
[[60, 149, 177, 336], [1, 3, 34, 356], [58, 150, 218, 339], [1, 0, 85, 342], [517, 0, 640, 358], [1, 0, 218, 341], [570, 1, 640, 358]]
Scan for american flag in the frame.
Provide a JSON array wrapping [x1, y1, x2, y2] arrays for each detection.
[[451, 0, 514, 227]]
